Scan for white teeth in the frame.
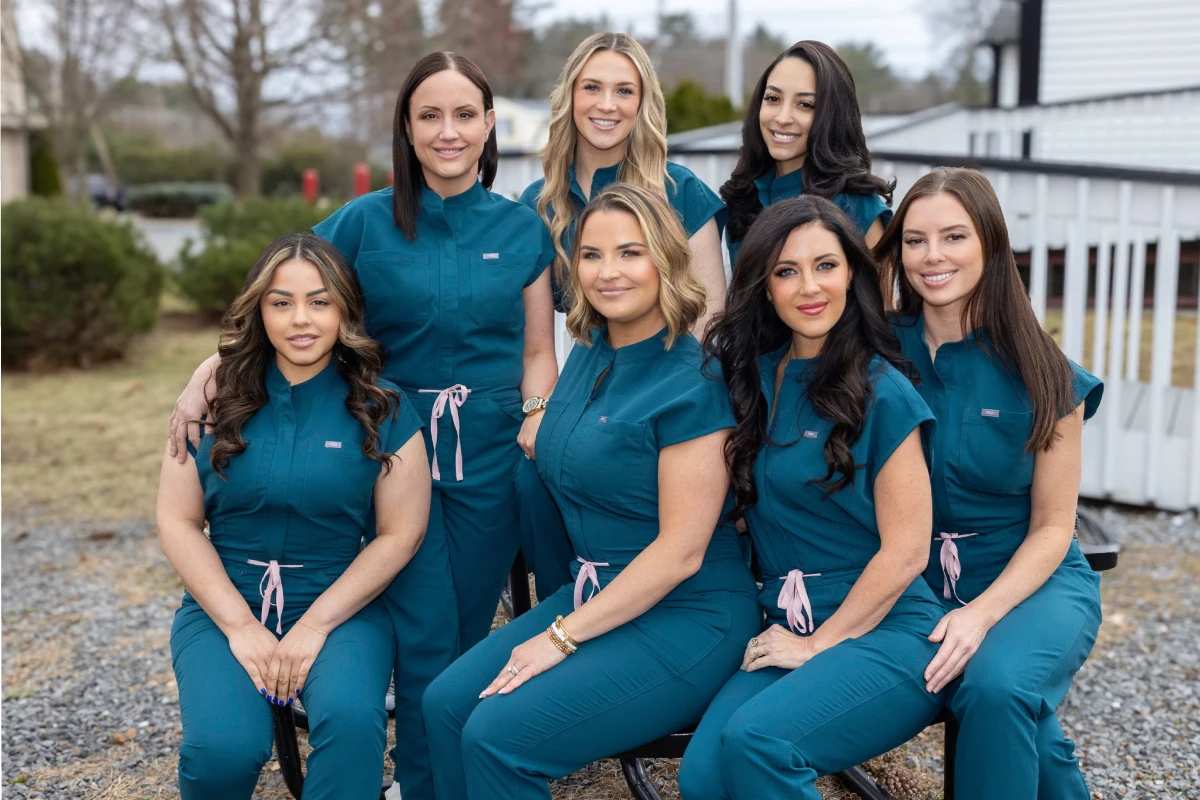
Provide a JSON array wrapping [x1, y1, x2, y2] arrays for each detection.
[[772, 131, 799, 142], [923, 272, 955, 284], [591, 119, 619, 129]]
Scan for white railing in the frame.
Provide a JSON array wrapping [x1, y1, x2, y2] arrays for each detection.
[[498, 151, 1200, 509]]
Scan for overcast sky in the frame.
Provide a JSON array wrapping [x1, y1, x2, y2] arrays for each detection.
[[535, 0, 945, 78]]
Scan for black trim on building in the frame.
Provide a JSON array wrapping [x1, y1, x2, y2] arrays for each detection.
[[989, 43, 1003, 108], [1018, 0, 1043, 107]]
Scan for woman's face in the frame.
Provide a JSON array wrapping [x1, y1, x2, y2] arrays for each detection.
[[900, 192, 985, 311], [766, 222, 851, 359], [577, 209, 664, 336], [572, 50, 642, 159], [406, 69, 494, 193], [758, 56, 817, 176], [261, 258, 342, 374]]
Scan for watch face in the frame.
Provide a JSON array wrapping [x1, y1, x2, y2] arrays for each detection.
[[522, 398, 539, 413]]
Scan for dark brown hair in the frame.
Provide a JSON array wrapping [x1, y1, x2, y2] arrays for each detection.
[[392, 51, 499, 239], [874, 168, 1077, 452], [207, 232, 401, 476], [721, 40, 894, 247], [705, 196, 910, 517]]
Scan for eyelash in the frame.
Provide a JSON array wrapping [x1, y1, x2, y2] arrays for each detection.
[[905, 233, 966, 246], [420, 112, 475, 120], [763, 94, 814, 110], [583, 84, 635, 96]]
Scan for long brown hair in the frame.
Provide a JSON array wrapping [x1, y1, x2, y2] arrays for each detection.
[[874, 168, 1077, 452], [207, 232, 402, 476], [392, 51, 499, 240]]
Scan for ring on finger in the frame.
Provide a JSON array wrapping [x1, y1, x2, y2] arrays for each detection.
[[749, 637, 759, 648], [507, 664, 521, 677]]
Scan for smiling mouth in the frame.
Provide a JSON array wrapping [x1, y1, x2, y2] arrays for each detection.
[[770, 130, 801, 144], [433, 147, 466, 158], [590, 118, 620, 130], [796, 302, 827, 316], [922, 271, 956, 285], [597, 287, 630, 296], [288, 334, 318, 347]]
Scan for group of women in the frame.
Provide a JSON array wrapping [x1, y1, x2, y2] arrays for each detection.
[[158, 31, 1103, 800]]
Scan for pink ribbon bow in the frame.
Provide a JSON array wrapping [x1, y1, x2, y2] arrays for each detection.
[[419, 384, 471, 482], [937, 532, 978, 605], [248, 559, 303, 634], [573, 556, 610, 610], [778, 568, 821, 634]]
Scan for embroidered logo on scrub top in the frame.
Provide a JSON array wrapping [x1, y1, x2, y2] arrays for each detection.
[[598, 416, 608, 423], [324, 441, 343, 448], [482, 253, 499, 260], [980, 409, 1000, 418], [803, 430, 819, 439]]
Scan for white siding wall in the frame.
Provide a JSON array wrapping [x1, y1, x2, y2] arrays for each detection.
[[1041, 0, 1200, 103], [998, 43, 1020, 109]]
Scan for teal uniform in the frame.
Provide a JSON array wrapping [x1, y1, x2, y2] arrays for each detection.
[[172, 361, 421, 799], [726, 168, 891, 266], [893, 314, 1104, 800], [515, 160, 726, 600], [423, 328, 759, 800], [678, 351, 945, 800], [313, 182, 554, 797]]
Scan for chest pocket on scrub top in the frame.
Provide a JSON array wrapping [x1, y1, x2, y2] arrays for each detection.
[[299, 440, 377, 525], [562, 418, 656, 511], [958, 407, 1035, 494], [468, 252, 533, 329], [356, 251, 433, 329]]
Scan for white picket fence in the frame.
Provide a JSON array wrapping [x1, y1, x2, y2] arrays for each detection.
[[496, 152, 1200, 510]]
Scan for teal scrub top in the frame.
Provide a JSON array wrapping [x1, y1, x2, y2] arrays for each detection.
[[313, 183, 555, 393], [189, 360, 422, 627], [746, 348, 935, 582], [534, 328, 748, 594], [892, 315, 1103, 538], [727, 168, 892, 266], [520, 161, 726, 310]]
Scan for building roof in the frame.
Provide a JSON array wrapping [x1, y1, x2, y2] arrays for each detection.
[[981, 3, 1021, 46]]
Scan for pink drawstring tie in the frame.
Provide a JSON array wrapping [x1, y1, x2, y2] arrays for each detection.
[[248, 559, 303, 634], [419, 384, 471, 482], [938, 532, 978, 605], [573, 556, 609, 610], [778, 569, 821, 634]]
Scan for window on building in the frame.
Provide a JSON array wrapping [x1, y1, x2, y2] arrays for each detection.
[[985, 131, 1000, 156], [1021, 129, 1033, 160], [969, 132, 978, 156]]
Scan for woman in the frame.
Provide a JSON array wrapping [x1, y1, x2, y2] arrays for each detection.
[[874, 168, 1103, 799], [422, 184, 759, 800], [723, 40, 894, 267], [676, 196, 944, 799], [167, 52, 557, 800], [157, 233, 429, 798], [516, 31, 727, 601]]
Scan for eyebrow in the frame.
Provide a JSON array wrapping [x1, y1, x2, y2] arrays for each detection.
[[579, 76, 638, 87], [417, 104, 479, 112], [579, 241, 646, 251], [266, 288, 328, 297], [812, 253, 838, 261], [902, 224, 970, 235], [765, 84, 816, 98]]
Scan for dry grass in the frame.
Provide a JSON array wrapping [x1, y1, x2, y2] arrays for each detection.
[[1043, 309, 1198, 387]]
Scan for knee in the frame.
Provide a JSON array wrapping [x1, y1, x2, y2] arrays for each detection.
[[954, 664, 1030, 720], [677, 749, 724, 800], [308, 692, 386, 745], [179, 727, 269, 788], [719, 712, 801, 773], [422, 668, 472, 739], [459, 700, 515, 765]]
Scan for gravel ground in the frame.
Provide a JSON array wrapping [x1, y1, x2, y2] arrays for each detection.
[[2, 506, 1197, 799]]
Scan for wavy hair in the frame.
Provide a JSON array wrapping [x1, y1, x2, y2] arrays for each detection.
[[874, 168, 1077, 453], [721, 41, 894, 247], [537, 33, 671, 291], [392, 51, 498, 240], [207, 232, 402, 477], [566, 184, 704, 349], [705, 196, 909, 516]]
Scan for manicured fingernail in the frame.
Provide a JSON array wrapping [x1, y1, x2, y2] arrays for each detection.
[[287, 697, 293, 705], [267, 695, 274, 703], [295, 689, 301, 695], [260, 688, 267, 696]]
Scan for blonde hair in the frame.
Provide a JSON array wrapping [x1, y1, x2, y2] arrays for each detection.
[[538, 32, 671, 291], [566, 184, 704, 349]]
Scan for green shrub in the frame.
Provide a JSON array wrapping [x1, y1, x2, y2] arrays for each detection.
[[175, 197, 332, 315], [664, 80, 740, 134], [29, 130, 63, 197], [1, 198, 163, 369], [126, 182, 235, 218]]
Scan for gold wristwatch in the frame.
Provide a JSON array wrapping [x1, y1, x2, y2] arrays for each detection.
[[521, 396, 548, 416]]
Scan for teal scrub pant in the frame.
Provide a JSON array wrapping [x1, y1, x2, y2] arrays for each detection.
[[677, 587, 944, 800], [376, 496, 460, 799], [422, 580, 759, 800], [513, 456, 573, 601], [170, 599, 393, 799], [935, 541, 1101, 800]]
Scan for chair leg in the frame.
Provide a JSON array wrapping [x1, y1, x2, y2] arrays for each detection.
[[944, 717, 959, 800], [836, 766, 897, 800], [272, 705, 305, 799], [506, 550, 532, 619], [619, 757, 663, 800]]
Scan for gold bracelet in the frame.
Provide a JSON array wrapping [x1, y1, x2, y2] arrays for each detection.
[[551, 620, 577, 654], [555, 615, 579, 649], [546, 625, 573, 655], [298, 621, 328, 637]]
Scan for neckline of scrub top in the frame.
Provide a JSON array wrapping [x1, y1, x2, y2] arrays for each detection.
[[265, 356, 342, 396], [908, 312, 987, 360], [753, 166, 805, 208], [592, 324, 671, 365], [569, 161, 622, 205], [418, 179, 489, 212]]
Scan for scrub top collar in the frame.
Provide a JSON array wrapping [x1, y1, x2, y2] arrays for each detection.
[[266, 356, 342, 397], [569, 161, 622, 205], [908, 312, 987, 362], [593, 324, 671, 365], [418, 178, 489, 212], [754, 167, 805, 208]]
